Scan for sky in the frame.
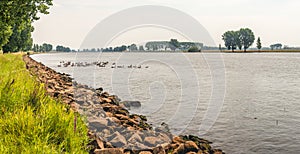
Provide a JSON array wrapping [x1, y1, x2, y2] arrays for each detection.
[[32, 0, 300, 49]]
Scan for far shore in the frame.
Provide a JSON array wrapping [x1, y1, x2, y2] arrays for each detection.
[[216, 49, 300, 53], [2, 49, 300, 55]]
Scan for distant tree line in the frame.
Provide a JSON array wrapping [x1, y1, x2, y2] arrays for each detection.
[[32, 43, 73, 52], [32, 43, 52, 52], [145, 39, 202, 52], [56, 45, 71, 52], [80, 39, 202, 52]]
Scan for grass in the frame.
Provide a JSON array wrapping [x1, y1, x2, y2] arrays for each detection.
[[0, 54, 89, 153]]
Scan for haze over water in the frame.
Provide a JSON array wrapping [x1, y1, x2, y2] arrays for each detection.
[[32, 52, 300, 154]]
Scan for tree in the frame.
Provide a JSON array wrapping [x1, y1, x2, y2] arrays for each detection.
[[0, 25, 13, 52], [270, 43, 282, 50], [256, 37, 262, 50], [32, 44, 39, 52], [222, 31, 238, 52], [2, 21, 34, 52], [56, 45, 71, 52], [239, 28, 255, 52], [169, 39, 180, 51], [42, 43, 52, 52], [128, 44, 138, 51], [235, 31, 242, 50], [139, 45, 144, 51], [0, 0, 53, 52], [222, 28, 255, 52], [32, 43, 52, 52]]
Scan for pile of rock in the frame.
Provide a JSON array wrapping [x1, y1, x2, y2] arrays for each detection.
[[23, 55, 224, 154]]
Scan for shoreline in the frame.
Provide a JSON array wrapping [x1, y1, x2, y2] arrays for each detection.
[[23, 55, 224, 154]]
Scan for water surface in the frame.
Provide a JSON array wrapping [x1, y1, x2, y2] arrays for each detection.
[[31, 52, 300, 154]]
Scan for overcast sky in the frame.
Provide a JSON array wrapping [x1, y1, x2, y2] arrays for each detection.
[[32, 0, 300, 49]]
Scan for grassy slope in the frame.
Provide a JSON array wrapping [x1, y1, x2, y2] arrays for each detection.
[[0, 54, 88, 153]]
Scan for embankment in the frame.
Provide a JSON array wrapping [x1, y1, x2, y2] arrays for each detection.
[[23, 55, 224, 154], [0, 54, 88, 153]]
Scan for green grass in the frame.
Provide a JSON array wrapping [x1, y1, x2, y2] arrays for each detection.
[[0, 54, 89, 153]]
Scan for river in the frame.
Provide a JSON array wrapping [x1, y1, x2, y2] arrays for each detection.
[[31, 52, 300, 154]]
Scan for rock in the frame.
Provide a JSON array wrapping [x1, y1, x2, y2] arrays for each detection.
[[101, 128, 111, 138], [213, 149, 224, 154], [101, 92, 110, 98], [89, 121, 108, 132], [159, 142, 171, 150], [109, 132, 127, 147], [173, 143, 185, 154], [198, 143, 212, 153], [126, 119, 140, 126], [105, 142, 114, 148], [120, 101, 141, 108], [126, 142, 151, 151], [108, 95, 121, 105], [137, 121, 152, 130], [139, 151, 152, 154], [111, 117, 121, 124], [170, 143, 179, 149], [102, 104, 123, 114], [102, 97, 112, 103], [186, 152, 197, 154], [97, 118, 109, 126], [107, 117, 121, 126], [115, 114, 129, 120], [182, 135, 212, 144], [105, 112, 114, 117], [95, 87, 103, 95], [153, 145, 165, 154], [96, 137, 105, 149], [173, 136, 185, 144], [126, 126, 136, 131], [144, 136, 159, 147], [116, 109, 129, 116], [94, 148, 124, 154], [124, 150, 131, 154], [184, 141, 199, 152], [128, 132, 143, 143]]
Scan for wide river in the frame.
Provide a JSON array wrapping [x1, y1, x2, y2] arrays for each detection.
[[31, 52, 300, 154]]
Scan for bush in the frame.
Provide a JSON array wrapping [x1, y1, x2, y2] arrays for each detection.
[[188, 46, 201, 52]]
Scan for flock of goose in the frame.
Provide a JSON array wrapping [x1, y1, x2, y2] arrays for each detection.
[[57, 61, 149, 69]]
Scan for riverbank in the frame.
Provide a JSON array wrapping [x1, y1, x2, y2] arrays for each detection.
[[22, 54, 224, 153], [0, 54, 89, 153]]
